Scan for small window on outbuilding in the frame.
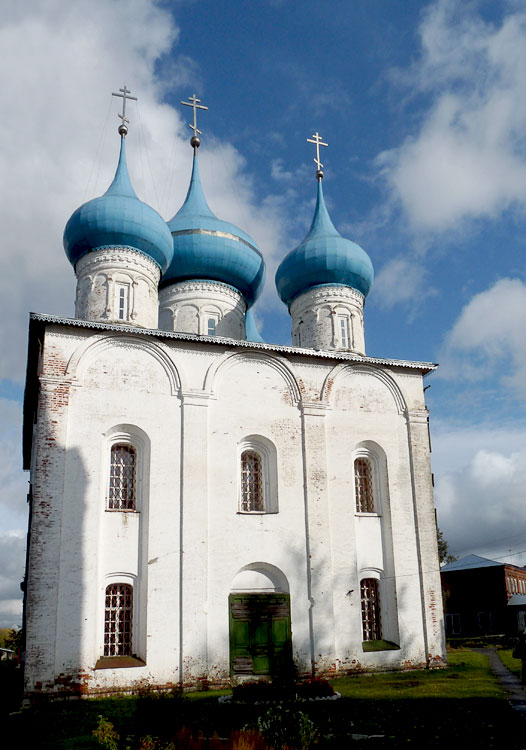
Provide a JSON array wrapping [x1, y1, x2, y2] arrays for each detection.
[[354, 457, 375, 513], [104, 583, 133, 656], [109, 444, 137, 510]]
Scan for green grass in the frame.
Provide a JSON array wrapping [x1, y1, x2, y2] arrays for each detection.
[[5, 651, 525, 748], [331, 650, 504, 699], [498, 648, 522, 679], [447, 634, 517, 650]]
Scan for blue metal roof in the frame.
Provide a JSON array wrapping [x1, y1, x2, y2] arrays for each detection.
[[162, 153, 265, 307], [275, 179, 374, 307], [441, 554, 503, 572], [245, 308, 265, 342], [63, 138, 174, 272]]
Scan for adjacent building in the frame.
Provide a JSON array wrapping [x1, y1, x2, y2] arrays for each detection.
[[441, 554, 526, 636]]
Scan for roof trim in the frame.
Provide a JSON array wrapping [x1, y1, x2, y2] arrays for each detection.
[[28, 312, 438, 372]]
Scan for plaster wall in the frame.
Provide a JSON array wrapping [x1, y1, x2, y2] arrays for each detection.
[[24, 325, 445, 696], [75, 249, 161, 329], [290, 286, 366, 354], [159, 280, 247, 340]]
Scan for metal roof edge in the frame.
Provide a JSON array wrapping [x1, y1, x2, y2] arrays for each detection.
[[28, 312, 438, 372]]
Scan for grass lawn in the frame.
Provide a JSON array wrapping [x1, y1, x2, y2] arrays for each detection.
[[5, 650, 525, 748], [498, 648, 522, 679], [331, 650, 504, 699]]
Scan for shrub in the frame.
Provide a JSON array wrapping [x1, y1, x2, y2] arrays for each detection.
[[256, 705, 318, 749], [232, 681, 277, 703], [229, 729, 267, 749], [296, 677, 334, 699], [93, 715, 119, 750]]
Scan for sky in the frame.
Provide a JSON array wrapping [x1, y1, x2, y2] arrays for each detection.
[[0, 0, 525, 627]]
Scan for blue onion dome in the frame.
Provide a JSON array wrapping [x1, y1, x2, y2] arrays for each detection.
[[275, 179, 374, 307], [63, 137, 174, 273], [162, 152, 265, 307], [245, 308, 265, 343]]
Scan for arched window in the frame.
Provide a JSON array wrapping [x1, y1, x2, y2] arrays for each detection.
[[202, 308, 220, 337], [207, 317, 217, 336], [240, 450, 264, 512], [116, 283, 130, 321], [339, 316, 349, 348], [354, 457, 375, 513], [361, 578, 381, 641], [109, 444, 137, 510], [104, 583, 133, 656], [238, 436, 278, 514]]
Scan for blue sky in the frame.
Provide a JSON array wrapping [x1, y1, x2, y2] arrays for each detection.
[[0, 0, 525, 627]]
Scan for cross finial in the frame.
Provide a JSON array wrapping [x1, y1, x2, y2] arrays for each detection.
[[112, 85, 138, 137], [181, 94, 208, 150], [307, 131, 328, 180]]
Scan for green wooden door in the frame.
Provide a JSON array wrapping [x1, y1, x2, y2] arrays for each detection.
[[229, 593, 292, 677]]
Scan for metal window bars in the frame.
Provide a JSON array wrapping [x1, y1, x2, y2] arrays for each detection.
[[361, 578, 381, 641], [109, 444, 136, 510], [354, 457, 375, 513], [240, 450, 264, 512], [104, 583, 133, 656]]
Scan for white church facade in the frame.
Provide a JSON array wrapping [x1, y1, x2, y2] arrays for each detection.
[[22, 92, 445, 697]]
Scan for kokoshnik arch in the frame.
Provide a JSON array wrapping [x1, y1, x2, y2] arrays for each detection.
[[22, 88, 445, 697]]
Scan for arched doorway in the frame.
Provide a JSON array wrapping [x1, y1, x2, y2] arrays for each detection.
[[229, 565, 292, 679]]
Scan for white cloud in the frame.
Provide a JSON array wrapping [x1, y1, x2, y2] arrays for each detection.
[[0, 398, 28, 532], [370, 256, 436, 310], [439, 277, 526, 397], [0, 532, 25, 628], [432, 421, 526, 563], [0, 0, 298, 623], [0, 0, 291, 385], [470, 448, 520, 487], [377, 0, 526, 232]]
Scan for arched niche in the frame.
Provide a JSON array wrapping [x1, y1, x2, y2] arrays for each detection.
[[66, 335, 183, 396], [321, 363, 407, 414], [231, 562, 290, 594], [204, 350, 303, 406]]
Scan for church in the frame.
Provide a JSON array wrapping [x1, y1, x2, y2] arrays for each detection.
[[22, 89, 445, 697]]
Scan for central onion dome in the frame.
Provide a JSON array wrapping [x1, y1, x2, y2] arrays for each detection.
[[275, 178, 373, 307], [161, 152, 265, 307], [63, 137, 173, 273]]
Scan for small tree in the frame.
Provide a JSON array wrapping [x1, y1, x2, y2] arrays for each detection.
[[1, 628, 23, 658], [437, 528, 457, 566], [93, 716, 119, 750]]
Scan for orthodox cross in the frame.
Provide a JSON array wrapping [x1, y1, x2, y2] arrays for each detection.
[[112, 86, 137, 133], [307, 132, 328, 177], [181, 94, 208, 137]]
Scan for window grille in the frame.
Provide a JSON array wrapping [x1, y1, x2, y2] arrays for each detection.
[[361, 578, 381, 641], [355, 457, 375, 513], [240, 450, 264, 512], [104, 583, 133, 656], [109, 444, 136, 510]]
